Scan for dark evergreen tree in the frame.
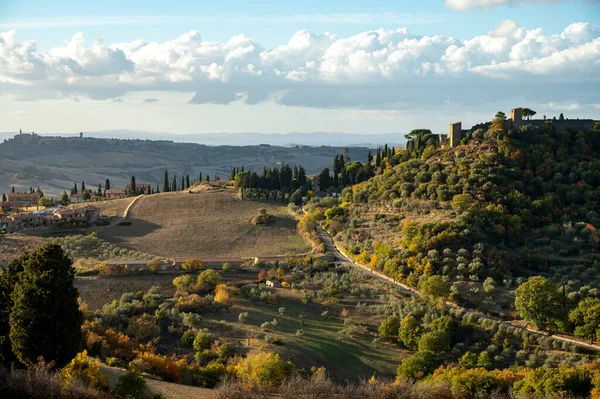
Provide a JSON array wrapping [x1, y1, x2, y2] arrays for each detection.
[[230, 168, 237, 181], [367, 150, 373, 164], [181, 176, 184, 191], [376, 148, 381, 168], [172, 176, 177, 192], [105, 179, 110, 191], [198, 172, 203, 183], [156, 184, 160, 194], [559, 113, 565, 120], [206, 175, 210, 182], [11, 186, 15, 193], [318, 168, 331, 191], [186, 175, 190, 189], [71, 182, 78, 195], [163, 170, 170, 193], [9, 244, 83, 368], [130, 176, 136, 194], [97, 184, 102, 196], [81, 181, 85, 192], [0, 257, 24, 367], [1, 193, 6, 203]]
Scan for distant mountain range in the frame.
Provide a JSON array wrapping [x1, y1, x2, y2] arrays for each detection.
[[1, 131, 404, 147]]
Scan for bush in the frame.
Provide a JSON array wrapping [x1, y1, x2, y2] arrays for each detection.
[[126, 314, 160, 342], [193, 331, 213, 351], [61, 350, 108, 390], [396, 351, 440, 381], [114, 369, 146, 399], [233, 351, 293, 388]]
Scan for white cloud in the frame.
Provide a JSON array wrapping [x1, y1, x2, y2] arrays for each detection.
[[445, 0, 563, 10], [0, 21, 599, 109]]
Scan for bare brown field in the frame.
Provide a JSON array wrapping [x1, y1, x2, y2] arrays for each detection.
[[71, 197, 134, 218], [97, 190, 311, 258], [0, 234, 44, 262]]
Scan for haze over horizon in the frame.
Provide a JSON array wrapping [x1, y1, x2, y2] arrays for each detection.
[[1, 0, 599, 137]]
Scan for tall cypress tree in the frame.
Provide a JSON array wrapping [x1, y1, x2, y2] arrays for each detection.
[[163, 170, 170, 193], [181, 176, 184, 191], [186, 175, 190, 189], [9, 244, 83, 368], [172, 176, 177, 191], [198, 172, 203, 183], [105, 178, 111, 191], [0, 257, 24, 367], [156, 184, 160, 194], [130, 176, 136, 194], [81, 181, 85, 192]]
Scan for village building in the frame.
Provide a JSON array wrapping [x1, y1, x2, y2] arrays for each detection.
[[125, 184, 151, 194], [266, 280, 282, 288], [105, 188, 126, 199], [7, 192, 41, 207], [54, 205, 100, 222]]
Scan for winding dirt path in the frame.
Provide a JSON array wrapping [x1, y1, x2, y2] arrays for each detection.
[[315, 225, 600, 353], [121, 194, 144, 221]]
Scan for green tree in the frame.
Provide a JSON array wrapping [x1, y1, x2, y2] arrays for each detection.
[[60, 191, 70, 204], [11, 186, 15, 193], [417, 331, 450, 353], [396, 351, 439, 381], [81, 181, 85, 192], [129, 176, 136, 194], [459, 351, 478, 369], [105, 179, 110, 191], [0, 258, 25, 367], [514, 276, 563, 332], [477, 351, 492, 369], [9, 244, 83, 368], [559, 113, 565, 120], [419, 275, 450, 301], [1, 193, 5, 203], [378, 315, 400, 341], [186, 175, 190, 189], [181, 176, 185, 191], [399, 315, 421, 350], [172, 176, 177, 191], [163, 170, 170, 192], [197, 269, 221, 292], [569, 297, 600, 344], [522, 108, 537, 120]]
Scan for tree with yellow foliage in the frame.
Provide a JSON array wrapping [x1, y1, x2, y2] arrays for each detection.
[[61, 350, 108, 390], [214, 284, 230, 306]]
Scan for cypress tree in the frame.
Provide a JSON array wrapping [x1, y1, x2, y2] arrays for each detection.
[[206, 175, 210, 182], [97, 183, 102, 196], [163, 170, 170, 193], [81, 181, 85, 192], [230, 168, 236, 181], [198, 172, 203, 182], [130, 176, 136, 194], [2, 193, 6, 203], [156, 184, 160, 194], [181, 176, 184, 191], [186, 175, 190, 189], [105, 178, 110, 191], [71, 182, 78, 195], [11, 186, 15, 193], [0, 257, 24, 367], [172, 176, 177, 191], [9, 244, 83, 368]]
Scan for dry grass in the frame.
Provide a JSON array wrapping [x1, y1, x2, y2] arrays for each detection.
[[71, 197, 134, 218], [97, 190, 310, 258]]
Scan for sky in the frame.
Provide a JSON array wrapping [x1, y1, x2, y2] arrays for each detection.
[[0, 0, 599, 135]]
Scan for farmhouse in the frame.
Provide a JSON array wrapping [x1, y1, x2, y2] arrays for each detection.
[[105, 188, 126, 199], [266, 280, 282, 288], [54, 205, 100, 222], [125, 184, 151, 194], [7, 192, 41, 207]]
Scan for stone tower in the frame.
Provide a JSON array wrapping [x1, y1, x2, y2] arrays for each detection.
[[510, 107, 522, 128], [438, 134, 448, 146], [449, 122, 462, 148]]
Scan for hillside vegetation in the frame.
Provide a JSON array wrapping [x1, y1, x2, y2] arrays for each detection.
[[98, 190, 310, 258], [312, 117, 600, 330]]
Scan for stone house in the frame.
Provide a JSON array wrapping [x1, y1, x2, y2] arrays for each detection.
[[7, 192, 41, 207]]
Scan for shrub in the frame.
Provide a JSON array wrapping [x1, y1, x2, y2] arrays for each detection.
[[378, 315, 400, 341], [233, 351, 293, 388], [193, 331, 213, 351], [114, 369, 146, 399], [238, 312, 249, 323], [182, 258, 204, 272], [396, 351, 440, 381], [197, 269, 221, 292], [61, 350, 108, 390], [126, 314, 160, 342]]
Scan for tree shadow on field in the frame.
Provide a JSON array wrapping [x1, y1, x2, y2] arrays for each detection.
[[97, 218, 161, 244]]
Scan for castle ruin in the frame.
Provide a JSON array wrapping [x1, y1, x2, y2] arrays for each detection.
[[449, 122, 462, 148], [510, 107, 522, 128]]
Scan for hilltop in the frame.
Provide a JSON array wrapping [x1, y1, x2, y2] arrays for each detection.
[[95, 189, 310, 258], [0, 133, 372, 197], [312, 113, 600, 319]]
